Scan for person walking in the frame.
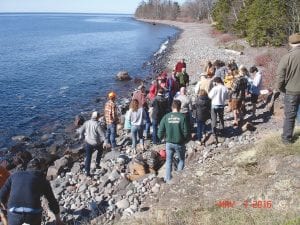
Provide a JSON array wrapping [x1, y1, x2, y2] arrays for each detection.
[[151, 88, 169, 144], [104, 91, 118, 150], [158, 100, 189, 182], [166, 71, 179, 107], [230, 66, 249, 126], [128, 99, 147, 153], [276, 33, 300, 144], [0, 158, 63, 225], [175, 58, 186, 74], [194, 89, 211, 143], [175, 87, 192, 130], [249, 66, 262, 117], [176, 68, 189, 88], [132, 85, 150, 138], [208, 77, 228, 140], [78, 111, 106, 176], [213, 60, 227, 81]]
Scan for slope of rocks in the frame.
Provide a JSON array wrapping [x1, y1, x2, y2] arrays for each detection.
[[41, 20, 300, 225]]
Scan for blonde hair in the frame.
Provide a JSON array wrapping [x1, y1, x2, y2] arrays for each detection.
[[130, 99, 139, 112], [198, 89, 208, 96]]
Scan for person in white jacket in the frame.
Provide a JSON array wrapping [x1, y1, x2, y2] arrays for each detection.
[[128, 99, 147, 153], [208, 77, 228, 138]]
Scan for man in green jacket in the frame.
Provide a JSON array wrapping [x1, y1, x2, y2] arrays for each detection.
[[276, 33, 300, 144], [158, 100, 189, 182]]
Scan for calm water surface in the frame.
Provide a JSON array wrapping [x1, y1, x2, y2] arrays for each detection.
[[0, 13, 178, 148]]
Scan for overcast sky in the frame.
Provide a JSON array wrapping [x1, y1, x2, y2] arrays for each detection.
[[0, 0, 186, 14]]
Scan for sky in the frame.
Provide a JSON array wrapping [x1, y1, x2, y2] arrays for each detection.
[[0, 0, 186, 14]]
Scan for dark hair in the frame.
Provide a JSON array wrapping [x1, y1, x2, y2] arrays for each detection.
[[249, 66, 258, 73], [172, 99, 181, 111], [157, 88, 164, 95], [130, 99, 139, 112], [27, 158, 41, 170], [214, 77, 223, 84]]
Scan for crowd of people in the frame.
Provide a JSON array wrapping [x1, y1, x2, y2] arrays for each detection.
[[0, 33, 298, 225]]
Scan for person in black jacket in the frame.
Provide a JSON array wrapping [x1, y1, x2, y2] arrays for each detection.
[[194, 89, 211, 143], [0, 158, 63, 225], [151, 88, 169, 144]]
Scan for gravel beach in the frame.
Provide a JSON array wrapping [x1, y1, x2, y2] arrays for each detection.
[[140, 19, 250, 82], [11, 19, 298, 225]]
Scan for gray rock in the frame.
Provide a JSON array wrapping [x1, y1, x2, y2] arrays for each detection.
[[115, 177, 130, 191], [116, 71, 132, 81], [104, 150, 120, 161], [116, 199, 130, 209], [151, 183, 161, 193], [11, 135, 30, 142], [41, 133, 54, 142], [78, 184, 88, 193], [47, 166, 59, 180], [71, 162, 81, 174], [53, 186, 64, 197], [109, 169, 120, 182]]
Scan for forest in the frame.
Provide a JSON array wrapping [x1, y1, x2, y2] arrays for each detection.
[[135, 0, 300, 46]]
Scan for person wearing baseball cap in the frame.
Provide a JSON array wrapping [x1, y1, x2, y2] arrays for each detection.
[[276, 33, 300, 144], [104, 91, 118, 150]]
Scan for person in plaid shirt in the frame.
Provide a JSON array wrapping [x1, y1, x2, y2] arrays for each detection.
[[104, 91, 118, 150]]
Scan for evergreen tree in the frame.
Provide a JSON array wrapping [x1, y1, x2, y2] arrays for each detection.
[[211, 0, 231, 31], [246, 0, 288, 46]]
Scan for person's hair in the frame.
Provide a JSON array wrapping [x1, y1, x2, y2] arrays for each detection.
[[213, 60, 225, 68], [214, 77, 223, 84], [199, 89, 208, 96], [130, 99, 139, 112], [172, 100, 181, 111], [27, 158, 41, 170], [157, 88, 164, 95], [249, 66, 258, 73]]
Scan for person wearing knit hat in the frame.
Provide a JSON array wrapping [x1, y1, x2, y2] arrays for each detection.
[[276, 33, 300, 144]]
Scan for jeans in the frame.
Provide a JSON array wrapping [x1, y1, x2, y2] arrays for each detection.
[[144, 110, 151, 138], [282, 94, 300, 142], [8, 211, 42, 225], [152, 119, 159, 144], [131, 125, 144, 149], [106, 123, 117, 148], [85, 143, 103, 175], [196, 120, 206, 140], [211, 106, 225, 134], [165, 142, 185, 181]]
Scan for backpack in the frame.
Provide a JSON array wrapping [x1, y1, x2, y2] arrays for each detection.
[[232, 76, 248, 95]]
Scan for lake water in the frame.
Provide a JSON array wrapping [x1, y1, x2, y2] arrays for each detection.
[[0, 13, 178, 148]]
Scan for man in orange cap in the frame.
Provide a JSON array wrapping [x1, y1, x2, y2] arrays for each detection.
[[104, 91, 118, 149], [276, 33, 300, 144]]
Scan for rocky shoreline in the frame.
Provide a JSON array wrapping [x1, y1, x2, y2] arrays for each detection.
[[4, 19, 297, 225]]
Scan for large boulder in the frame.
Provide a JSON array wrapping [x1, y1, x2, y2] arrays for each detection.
[[116, 71, 132, 81]]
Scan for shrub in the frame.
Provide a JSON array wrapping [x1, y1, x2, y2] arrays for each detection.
[[219, 34, 237, 44], [254, 54, 272, 67], [210, 28, 223, 38]]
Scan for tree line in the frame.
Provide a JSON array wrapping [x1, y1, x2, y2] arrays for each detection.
[[135, 0, 300, 46]]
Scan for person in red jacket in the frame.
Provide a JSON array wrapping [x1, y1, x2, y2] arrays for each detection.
[[175, 59, 186, 74]]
